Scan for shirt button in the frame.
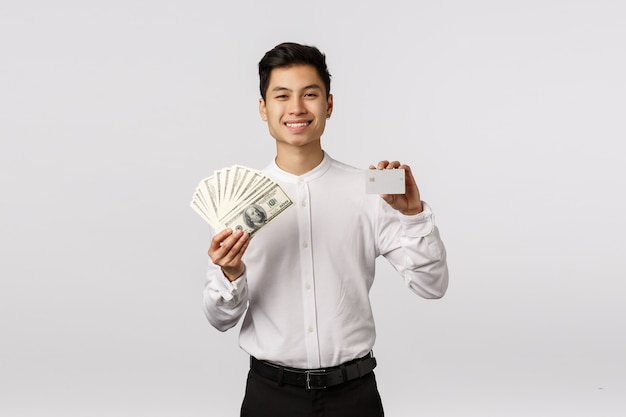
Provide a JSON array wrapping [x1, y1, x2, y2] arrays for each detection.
[[308, 326, 314, 333], [303, 242, 309, 248], [305, 283, 311, 290], [301, 201, 307, 207]]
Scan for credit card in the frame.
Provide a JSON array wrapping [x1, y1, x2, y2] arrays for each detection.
[[365, 169, 405, 194]]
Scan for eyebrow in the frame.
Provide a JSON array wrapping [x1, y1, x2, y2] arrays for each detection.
[[271, 84, 323, 93]]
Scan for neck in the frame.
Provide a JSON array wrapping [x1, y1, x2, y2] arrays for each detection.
[[275, 141, 324, 176]]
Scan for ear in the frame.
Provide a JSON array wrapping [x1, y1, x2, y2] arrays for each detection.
[[326, 94, 334, 119], [259, 98, 268, 121]]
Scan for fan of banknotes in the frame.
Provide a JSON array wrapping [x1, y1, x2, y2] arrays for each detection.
[[190, 165, 293, 237]]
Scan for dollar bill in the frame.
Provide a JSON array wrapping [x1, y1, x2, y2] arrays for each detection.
[[190, 164, 293, 236], [220, 182, 293, 238], [200, 176, 220, 221]]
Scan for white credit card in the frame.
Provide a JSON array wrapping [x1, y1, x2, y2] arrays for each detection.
[[365, 169, 405, 194]]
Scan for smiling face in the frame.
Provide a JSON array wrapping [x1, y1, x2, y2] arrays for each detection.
[[259, 64, 333, 152]]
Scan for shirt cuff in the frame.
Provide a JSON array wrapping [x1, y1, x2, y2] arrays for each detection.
[[215, 270, 247, 302], [397, 201, 435, 237]]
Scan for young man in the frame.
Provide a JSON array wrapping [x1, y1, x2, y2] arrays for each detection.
[[203, 42, 449, 417]]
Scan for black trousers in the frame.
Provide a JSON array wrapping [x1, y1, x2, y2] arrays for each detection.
[[240, 368, 385, 417]]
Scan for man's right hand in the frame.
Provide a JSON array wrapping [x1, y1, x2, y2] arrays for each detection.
[[208, 228, 250, 282]]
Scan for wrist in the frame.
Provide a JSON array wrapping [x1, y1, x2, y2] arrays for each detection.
[[222, 265, 245, 282], [401, 203, 423, 216]]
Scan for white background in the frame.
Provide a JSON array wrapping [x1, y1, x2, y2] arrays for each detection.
[[1, 1, 625, 416]]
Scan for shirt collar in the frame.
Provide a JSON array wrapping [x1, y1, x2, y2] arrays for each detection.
[[265, 151, 332, 183]]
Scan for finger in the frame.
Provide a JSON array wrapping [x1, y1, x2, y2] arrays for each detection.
[[377, 160, 389, 170], [400, 164, 419, 188], [208, 228, 234, 254], [221, 229, 245, 251], [399, 163, 414, 179], [209, 229, 243, 261], [386, 160, 401, 169], [227, 236, 250, 265], [221, 232, 250, 264]]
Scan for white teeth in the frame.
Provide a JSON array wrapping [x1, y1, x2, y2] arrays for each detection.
[[286, 122, 309, 128]]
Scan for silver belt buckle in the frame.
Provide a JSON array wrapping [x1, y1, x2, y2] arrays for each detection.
[[305, 369, 327, 390]]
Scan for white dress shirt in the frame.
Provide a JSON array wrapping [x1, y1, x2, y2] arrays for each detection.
[[203, 152, 448, 369]]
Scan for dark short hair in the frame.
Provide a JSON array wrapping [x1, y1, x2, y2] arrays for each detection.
[[258, 42, 331, 101]]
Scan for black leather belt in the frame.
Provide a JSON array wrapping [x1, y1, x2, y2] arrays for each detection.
[[250, 353, 377, 390]]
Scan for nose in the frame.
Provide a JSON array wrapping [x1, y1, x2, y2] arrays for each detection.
[[288, 97, 306, 115]]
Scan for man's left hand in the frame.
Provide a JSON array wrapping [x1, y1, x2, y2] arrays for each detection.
[[369, 160, 423, 215]]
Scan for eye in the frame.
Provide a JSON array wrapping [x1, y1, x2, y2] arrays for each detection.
[[304, 92, 318, 98]]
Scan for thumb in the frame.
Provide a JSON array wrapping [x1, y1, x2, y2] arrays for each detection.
[[380, 194, 394, 205]]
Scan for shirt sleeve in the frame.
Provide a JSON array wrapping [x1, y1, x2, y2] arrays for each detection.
[[378, 201, 449, 299], [202, 260, 249, 331]]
